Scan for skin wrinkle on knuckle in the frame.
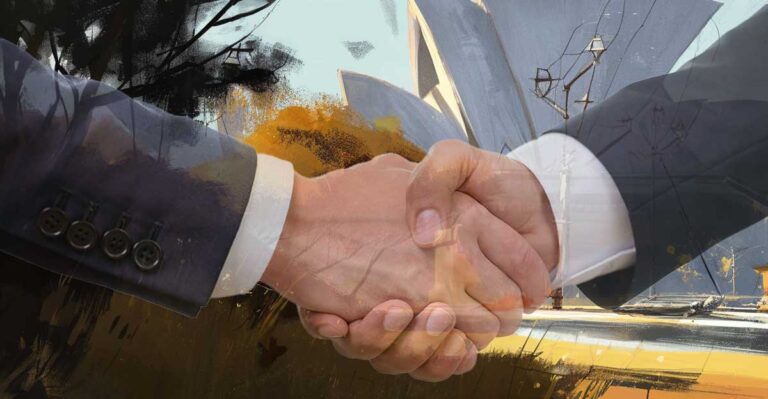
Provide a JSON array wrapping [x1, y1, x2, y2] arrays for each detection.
[[507, 236, 534, 274]]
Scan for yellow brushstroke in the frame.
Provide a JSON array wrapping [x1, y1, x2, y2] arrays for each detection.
[[220, 86, 424, 177]]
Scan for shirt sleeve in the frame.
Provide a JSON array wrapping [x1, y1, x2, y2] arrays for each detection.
[[211, 154, 295, 298], [508, 133, 636, 288]]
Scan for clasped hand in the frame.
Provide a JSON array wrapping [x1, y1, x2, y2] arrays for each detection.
[[261, 140, 559, 381]]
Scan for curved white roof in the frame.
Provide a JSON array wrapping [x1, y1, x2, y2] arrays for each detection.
[[339, 70, 466, 150], [476, 0, 721, 134], [408, 0, 535, 152]]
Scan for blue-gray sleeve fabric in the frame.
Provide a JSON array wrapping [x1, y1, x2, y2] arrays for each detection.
[[0, 40, 257, 316], [550, 7, 768, 308]]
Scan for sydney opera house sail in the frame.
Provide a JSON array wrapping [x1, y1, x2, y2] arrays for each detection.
[[407, 0, 535, 151], [480, 0, 721, 134], [341, 0, 720, 151], [339, 71, 466, 150]]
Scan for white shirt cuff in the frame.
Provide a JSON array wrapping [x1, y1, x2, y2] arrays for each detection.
[[211, 154, 295, 298], [508, 133, 636, 288]]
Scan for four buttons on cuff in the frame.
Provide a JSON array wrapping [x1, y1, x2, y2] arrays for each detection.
[[133, 223, 164, 272], [38, 193, 165, 273]]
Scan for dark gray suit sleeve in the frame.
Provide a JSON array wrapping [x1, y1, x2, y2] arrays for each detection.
[[0, 39, 257, 316], [549, 7, 768, 308]]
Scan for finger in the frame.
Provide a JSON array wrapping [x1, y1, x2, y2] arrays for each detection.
[[450, 192, 550, 313], [370, 303, 456, 375], [431, 229, 502, 348], [331, 300, 415, 360], [476, 215, 552, 313], [460, 238, 525, 337], [454, 342, 478, 375], [406, 140, 480, 247], [452, 297, 501, 350], [298, 306, 349, 339], [438, 220, 522, 338], [430, 226, 502, 348], [408, 330, 471, 382]]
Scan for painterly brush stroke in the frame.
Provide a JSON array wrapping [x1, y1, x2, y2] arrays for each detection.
[[0, 0, 297, 117]]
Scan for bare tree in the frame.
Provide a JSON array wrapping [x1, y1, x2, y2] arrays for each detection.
[[1, 0, 297, 117]]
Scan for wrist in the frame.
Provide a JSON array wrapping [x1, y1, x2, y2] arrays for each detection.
[[511, 160, 560, 271], [261, 173, 317, 294]]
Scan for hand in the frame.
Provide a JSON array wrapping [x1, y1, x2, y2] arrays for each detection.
[[299, 301, 477, 382], [406, 140, 560, 296], [261, 154, 546, 348]]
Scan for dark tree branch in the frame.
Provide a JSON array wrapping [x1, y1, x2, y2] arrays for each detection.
[[87, 0, 140, 80], [156, 0, 244, 71], [212, 1, 274, 27], [48, 30, 69, 75]]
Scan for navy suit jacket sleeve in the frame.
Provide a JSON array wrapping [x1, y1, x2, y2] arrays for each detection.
[[0, 39, 257, 316], [550, 7, 768, 308]]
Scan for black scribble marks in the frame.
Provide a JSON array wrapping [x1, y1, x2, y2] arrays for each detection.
[[3, 0, 297, 118], [343, 41, 376, 60], [379, 0, 399, 36], [258, 337, 287, 368]]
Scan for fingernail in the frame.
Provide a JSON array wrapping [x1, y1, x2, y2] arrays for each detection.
[[383, 307, 412, 332], [414, 209, 442, 245], [426, 308, 453, 336], [317, 324, 345, 338]]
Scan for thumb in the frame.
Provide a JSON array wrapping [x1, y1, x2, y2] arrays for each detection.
[[298, 307, 350, 339], [407, 140, 480, 247]]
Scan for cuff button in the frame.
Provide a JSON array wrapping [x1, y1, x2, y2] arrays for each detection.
[[103, 229, 131, 260], [38, 191, 71, 238], [38, 207, 69, 238], [132, 240, 163, 272], [66, 203, 100, 252], [66, 221, 98, 252]]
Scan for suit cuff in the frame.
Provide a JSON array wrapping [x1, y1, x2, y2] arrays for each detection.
[[508, 133, 636, 288], [212, 154, 294, 298]]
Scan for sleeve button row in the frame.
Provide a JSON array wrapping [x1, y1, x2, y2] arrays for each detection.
[[37, 194, 163, 272]]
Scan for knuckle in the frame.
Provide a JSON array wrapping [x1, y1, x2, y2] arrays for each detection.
[[372, 153, 407, 166], [509, 239, 536, 270], [431, 139, 467, 156], [486, 284, 523, 313], [467, 332, 495, 351], [411, 361, 456, 382], [370, 350, 430, 375]]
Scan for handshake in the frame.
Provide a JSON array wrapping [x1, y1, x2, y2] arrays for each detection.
[[261, 140, 559, 382]]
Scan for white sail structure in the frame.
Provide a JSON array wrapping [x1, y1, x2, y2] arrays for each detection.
[[341, 0, 719, 150], [479, 0, 721, 134], [339, 70, 466, 150], [407, 0, 535, 152]]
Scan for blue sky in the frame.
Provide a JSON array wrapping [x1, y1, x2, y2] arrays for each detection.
[[204, 0, 411, 97], [205, 0, 766, 97]]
